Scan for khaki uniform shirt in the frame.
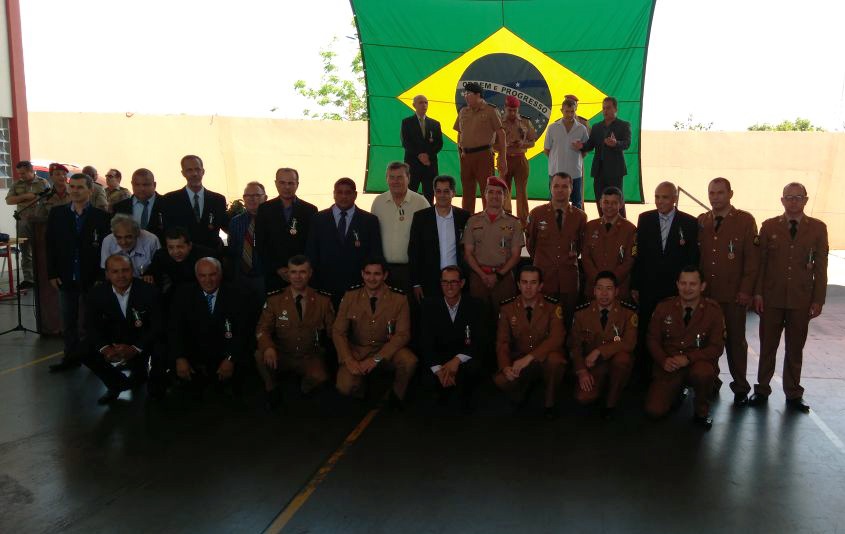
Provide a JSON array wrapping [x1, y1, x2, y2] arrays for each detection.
[[496, 295, 565, 369], [106, 186, 131, 209], [568, 300, 638, 372], [453, 101, 503, 150], [333, 286, 411, 363], [370, 189, 430, 264], [582, 217, 636, 296], [5, 177, 50, 222], [42, 191, 72, 214], [646, 296, 726, 368], [462, 210, 524, 269], [755, 215, 828, 309], [501, 115, 536, 156], [256, 287, 335, 358], [526, 203, 586, 294], [91, 182, 108, 211], [697, 207, 759, 303]]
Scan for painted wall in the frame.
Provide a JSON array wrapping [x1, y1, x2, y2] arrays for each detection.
[[0, 0, 12, 117]]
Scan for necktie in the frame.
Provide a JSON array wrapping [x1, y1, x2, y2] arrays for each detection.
[[419, 117, 426, 136], [370, 296, 377, 314], [242, 215, 255, 274], [600, 309, 608, 329], [660, 216, 670, 251], [526, 306, 533, 323], [140, 199, 149, 229], [338, 210, 348, 239], [789, 220, 798, 239], [683, 307, 693, 326], [604, 222, 612, 232], [192, 193, 201, 222], [555, 209, 563, 230], [205, 293, 214, 313], [714, 215, 724, 232], [295, 294, 303, 321]]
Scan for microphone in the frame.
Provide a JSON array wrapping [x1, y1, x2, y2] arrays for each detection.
[[37, 188, 55, 199]]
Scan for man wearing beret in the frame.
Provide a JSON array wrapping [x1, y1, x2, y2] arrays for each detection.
[[498, 95, 536, 226]]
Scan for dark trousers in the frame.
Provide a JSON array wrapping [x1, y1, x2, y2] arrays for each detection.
[[594, 175, 625, 218], [408, 160, 438, 205], [82, 350, 147, 391], [420, 357, 482, 404], [59, 283, 89, 360]]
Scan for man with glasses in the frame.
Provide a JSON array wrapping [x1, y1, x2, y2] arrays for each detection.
[[256, 167, 318, 292], [113, 168, 166, 245], [104, 168, 131, 212], [750, 183, 828, 412], [228, 181, 268, 299]]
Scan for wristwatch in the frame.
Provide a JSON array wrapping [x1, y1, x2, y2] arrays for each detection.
[[373, 356, 383, 365]]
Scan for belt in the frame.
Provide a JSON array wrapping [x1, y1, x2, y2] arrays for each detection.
[[479, 265, 501, 274], [506, 153, 527, 158], [463, 144, 491, 154]]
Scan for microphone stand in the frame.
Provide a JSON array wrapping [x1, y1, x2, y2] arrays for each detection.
[[0, 191, 51, 337]]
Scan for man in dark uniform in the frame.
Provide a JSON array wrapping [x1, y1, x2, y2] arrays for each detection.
[[112, 168, 166, 245], [494, 266, 566, 418], [400, 94, 443, 204], [697, 177, 759, 405], [582, 186, 636, 300], [161, 155, 229, 251], [645, 266, 725, 429], [82, 255, 164, 404], [751, 182, 828, 412]]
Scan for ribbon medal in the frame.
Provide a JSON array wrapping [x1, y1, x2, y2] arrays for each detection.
[[695, 333, 703, 348], [289, 217, 298, 236], [727, 240, 735, 260], [132, 308, 143, 328], [618, 245, 625, 263], [208, 212, 215, 230], [807, 249, 814, 270], [464, 325, 472, 346], [224, 318, 233, 339], [613, 325, 621, 342], [92, 229, 99, 248], [353, 230, 361, 248], [398, 207, 405, 222], [679, 227, 686, 246], [387, 320, 396, 339]]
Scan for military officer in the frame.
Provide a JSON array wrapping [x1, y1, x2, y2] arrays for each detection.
[[697, 177, 759, 405], [81, 165, 110, 211], [526, 172, 586, 327], [104, 168, 131, 212], [462, 176, 524, 313], [750, 182, 828, 412], [256, 255, 335, 410], [454, 82, 508, 213], [494, 266, 566, 419], [645, 266, 726, 429], [333, 258, 418, 409], [569, 271, 637, 419], [5, 160, 51, 287], [42, 163, 72, 214], [581, 186, 636, 299], [498, 95, 536, 224]]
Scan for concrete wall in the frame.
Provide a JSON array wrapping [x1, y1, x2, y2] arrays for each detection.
[[13, 112, 845, 246], [0, 0, 13, 117]]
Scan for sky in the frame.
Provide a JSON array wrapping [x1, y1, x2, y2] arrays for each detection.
[[19, 0, 845, 131]]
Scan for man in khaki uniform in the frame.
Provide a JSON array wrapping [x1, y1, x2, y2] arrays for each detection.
[[333, 258, 417, 408], [5, 160, 51, 287], [751, 182, 828, 412], [256, 255, 335, 409], [104, 168, 131, 212], [81, 165, 110, 211], [494, 266, 566, 418], [697, 177, 759, 405], [462, 176, 523, 313], [498, 95, 536, 224], [582, 186, 636, 299], [526, 172, 586, 326], [569, 271, 637, 419], [454, 82, 507, 213], [42, 163, 72, 214], [645, 266, 726, 429]]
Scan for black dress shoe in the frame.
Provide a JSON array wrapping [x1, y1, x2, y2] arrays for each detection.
[[748, 393, 769, 407], [786, 397, 811, 413], [601, 406, 616, 421], [670, 387, 689, 411], [712, 377, 723, 398], [692, 415, 713, 429], [97, 389, 122, 405], [733, 393, 749, 407], [387, 391, 406, 412], [49, 359, 81, 373], [544, 406, 558, 420]]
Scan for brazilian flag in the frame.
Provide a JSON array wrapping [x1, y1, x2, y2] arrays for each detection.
[[352, 0, 655, 203]]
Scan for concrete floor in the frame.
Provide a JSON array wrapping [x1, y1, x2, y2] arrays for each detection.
[[1, 280, 844, 533]]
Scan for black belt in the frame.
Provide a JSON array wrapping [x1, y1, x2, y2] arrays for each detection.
[[463, 145, 491, 154]]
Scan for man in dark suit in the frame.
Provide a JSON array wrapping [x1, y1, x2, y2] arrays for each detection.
[[144, 226, 219, 306], [82, 255, 164, 404], [161, 155, 229, 251], [306, 177, 382, 308], [632, 181, 700, 380], [112, 168, 166, 245], [46, 173, 112, 373], [408, 175, 470, 301], [573, 96, 632, 217], [169, 257, 246, 395], [256, 167, 318, 293], [400, 94, 443, 204], [419, 266, 484, 410]]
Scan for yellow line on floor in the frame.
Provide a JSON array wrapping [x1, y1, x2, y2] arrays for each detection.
[[0, 351, 62, 376], [264, 406, 381, 534]]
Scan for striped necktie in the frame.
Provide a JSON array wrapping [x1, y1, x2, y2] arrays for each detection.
[[242, 215, 255, 273]]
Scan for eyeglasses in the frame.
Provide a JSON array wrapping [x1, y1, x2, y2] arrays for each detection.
[[783, 195, 806, 202], [105, 174, 117, 179], [440, 280, 462, 286], [243, 194, 264, 198]]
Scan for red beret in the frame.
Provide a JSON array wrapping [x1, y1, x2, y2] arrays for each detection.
[[564, 94, 579, 102], [505, 95, 520, 108], [49, 163, 69, 173], [486, 176, 509, 192]]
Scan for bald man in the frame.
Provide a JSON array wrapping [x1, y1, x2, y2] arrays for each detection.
[[401, 94, 443, 204]]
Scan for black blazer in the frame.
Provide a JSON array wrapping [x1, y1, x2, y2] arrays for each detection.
[[401, 115, 444, 165], [168, 282, 246, 366], [144, 243, 219, 299], [46, 204, 111, 289], [305, 206, 382, 297], [582, 118, 632, 179], [112, 194, 166, 244], [408, 206, 471, 296], [255, 196, 318, 289], [85, 279, 163, 355], [632, 209, 700, 299], [161, 187, 229, 250], [419, 295, 484, 367]]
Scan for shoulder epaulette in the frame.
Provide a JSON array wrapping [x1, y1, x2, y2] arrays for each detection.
[[316, 289, 333, 298], [347, 284, 363, 291], [620, 300, 638, 311], [520, 114, 531, 120], [575, 300, 591, 311], [543, 294, 560, 304], [500, 295, 518, 306], [388, 286, 405, 295], [503, 212, 519, 220], [485, 101, 498, 108], [265, 289, 283, 297]]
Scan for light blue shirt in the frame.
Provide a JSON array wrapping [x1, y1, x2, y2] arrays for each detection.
[[659, 208, 676, 251], [131, 194, 157, 228], [186, 187, 205, 217], [100, 229, 161, 276], [331, 204, 357, 235], [435, 207, 458, 269]]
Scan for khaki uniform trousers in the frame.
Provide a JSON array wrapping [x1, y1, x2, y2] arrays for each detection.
[[336, 347, 418, 400], [755, 307, 809, 399], [460, 151, 495, 213], [494, 352, 566, 407], [645, 360, 717, 418], [574, 351, 633, 408], [255, 349, 328, 394], [501, 155, 529, 225]]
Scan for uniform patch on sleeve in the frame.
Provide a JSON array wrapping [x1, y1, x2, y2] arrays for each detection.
[[631, 244, 638, 257], [630, 314, 639, 328], [555, 306, 563, 319]]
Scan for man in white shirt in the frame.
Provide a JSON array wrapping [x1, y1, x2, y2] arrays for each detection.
[[544, 98, 589, 209], [100, 213, 160, 277]]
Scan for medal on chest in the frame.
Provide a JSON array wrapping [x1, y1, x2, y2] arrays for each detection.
[[727, 240, 735, 260], [807, 249, 815, 270], [353, 230, 361, 248], [398, 207, 405, 222], [289, 217, 298, 236], [207, 212, 215, 230], [132, 308, 143, 328], [92, 229, 100, 248], [679, 227, 686, 246], [224, 318, 233, 339], [618, 245, 625, 263], [387, 319, 396, 339], [695, 333, 703, 348], [612, 325, 621, 342], [464, 325, 472, 346]]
